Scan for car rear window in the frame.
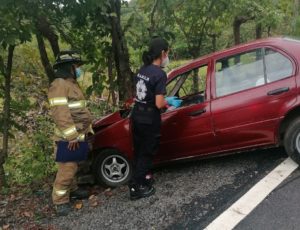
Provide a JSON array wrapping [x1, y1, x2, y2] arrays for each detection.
[[215, 48, 294, 97], [215, 49, 264, 97], [265, 48, 293, 83]]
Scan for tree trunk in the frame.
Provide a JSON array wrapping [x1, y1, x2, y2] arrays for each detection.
[[210, 34, 217, 52], [110, 0, 134, 102], [36, 32, 56, 83], [233, 15, 255, 45], [267, 26, 271, 37], [0, 45, 15, 188], [192, 69, 199, 94], [36, 16, 60, 57], [256, 23, 262, 39], [107, 56, 117, 106], [233, 17, 242, 45]]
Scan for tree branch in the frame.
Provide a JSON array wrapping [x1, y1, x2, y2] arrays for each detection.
[[35, 15, 60, 57], [148, 0, 159, 36], [164, 0, 192, 52], [196, 0, 216, 52], [36, 32, 56, 82]]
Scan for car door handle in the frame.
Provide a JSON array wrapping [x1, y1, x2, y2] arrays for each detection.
[[189, 109, 206, 116], [267, 87, 289, 96]]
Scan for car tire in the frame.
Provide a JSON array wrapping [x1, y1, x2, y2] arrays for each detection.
[[284, 117, 300, 164], [92, 149, 132, 187]]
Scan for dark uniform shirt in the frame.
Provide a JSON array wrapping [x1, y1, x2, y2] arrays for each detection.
[[134, 64, 167, 106]]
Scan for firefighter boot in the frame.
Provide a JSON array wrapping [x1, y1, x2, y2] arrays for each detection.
[[55, 203, 72, 216], [70, 188, 89, 200]]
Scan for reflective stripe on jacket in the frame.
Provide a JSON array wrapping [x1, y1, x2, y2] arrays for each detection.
[[48, 78, 93, 141]]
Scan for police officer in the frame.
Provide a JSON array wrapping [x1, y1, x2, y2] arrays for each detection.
[[48, 51, 93, 216], [129, 37, 169, 200]]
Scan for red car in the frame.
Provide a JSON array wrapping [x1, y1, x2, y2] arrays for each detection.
[[91, 37, 300, 187]]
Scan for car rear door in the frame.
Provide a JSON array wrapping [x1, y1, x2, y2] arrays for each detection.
[[156, 61, 219, 162], [211, 46, 297, 151]]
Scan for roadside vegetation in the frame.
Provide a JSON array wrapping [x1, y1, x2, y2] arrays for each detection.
[[0, 0, 300, 227]]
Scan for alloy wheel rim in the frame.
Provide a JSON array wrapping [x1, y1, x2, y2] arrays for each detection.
[[296, 133, 300, 153], [101, 154, 129, 183]]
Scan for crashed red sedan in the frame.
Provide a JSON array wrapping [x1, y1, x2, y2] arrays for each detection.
[[91, 37, 300, 187]]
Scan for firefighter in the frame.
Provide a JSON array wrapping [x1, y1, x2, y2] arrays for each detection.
[[48, 51, 93, 216], [129, 37, 169, 200]]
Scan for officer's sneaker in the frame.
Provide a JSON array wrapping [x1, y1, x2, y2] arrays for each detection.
[[129, 184, 156, 200], [55, 203, 72, 216], [145, 173, 155, 186], [70, 188, 89, 200]]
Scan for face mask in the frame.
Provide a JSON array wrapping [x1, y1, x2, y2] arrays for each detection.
[[161, 56, 170, 68], [75, 67, 81, 78]]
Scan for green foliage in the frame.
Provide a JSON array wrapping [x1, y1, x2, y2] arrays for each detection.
[[4, 115, 55, 185], [88, 99, 119, 118], [0, 0, 32, 47]]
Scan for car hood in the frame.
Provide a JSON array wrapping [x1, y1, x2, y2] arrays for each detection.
[[93, 109, 130, 132]]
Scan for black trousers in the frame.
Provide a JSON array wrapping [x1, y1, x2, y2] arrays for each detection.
[[131, 104, 161, 186]]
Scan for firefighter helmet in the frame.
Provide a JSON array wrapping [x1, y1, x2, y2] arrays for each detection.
[[53, 50, 84, 69]]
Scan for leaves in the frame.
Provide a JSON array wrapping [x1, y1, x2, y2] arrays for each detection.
[[88, 195, 100, 207], [104, 188, 114, 197], [74, 200, 83, 210], [3, 224, 10, 230], [22, 211, 34, 218]]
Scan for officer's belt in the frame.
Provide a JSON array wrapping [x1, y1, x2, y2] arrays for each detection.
[[135, 103, 156, 112]]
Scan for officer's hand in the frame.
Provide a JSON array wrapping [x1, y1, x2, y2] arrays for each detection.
[[68, 139, 79, 151]]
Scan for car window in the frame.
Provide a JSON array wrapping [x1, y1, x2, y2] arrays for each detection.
[[166, 73, 188, 97], [179, 65, 208, 98], [215, 49, 264, 97], [265, 48, 293, 82]]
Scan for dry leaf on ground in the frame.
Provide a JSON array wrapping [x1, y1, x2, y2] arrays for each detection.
[[88, 195, 99, 207], [3, 224, 10, 230], [22, 211, 33, 218], [104, 188, 113, 197], [74, 201, 83, 210]]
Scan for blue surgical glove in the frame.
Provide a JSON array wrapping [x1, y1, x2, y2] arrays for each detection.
[[165, 96, 183, 108], [165, 96, 177, 105]]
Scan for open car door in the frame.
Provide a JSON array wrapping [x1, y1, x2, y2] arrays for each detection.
[[156, 61, 220, 162]]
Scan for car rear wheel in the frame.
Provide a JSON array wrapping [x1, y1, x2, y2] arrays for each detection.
[[93, 149, 132, 187], [284, 118, 300, 164]]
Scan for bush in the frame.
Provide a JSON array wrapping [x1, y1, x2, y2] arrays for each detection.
[[4, 115, 56, 185]]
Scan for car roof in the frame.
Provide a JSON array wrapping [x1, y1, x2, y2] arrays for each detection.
[[167, 36, 298, 79]]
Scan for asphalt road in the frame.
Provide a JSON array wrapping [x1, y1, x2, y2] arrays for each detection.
[[235, 166, 300, 230], [44, 147, 287, 230]]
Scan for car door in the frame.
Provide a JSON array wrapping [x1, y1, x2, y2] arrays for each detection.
[[211, 46, 297, 151], [156, 62, 219, 162]]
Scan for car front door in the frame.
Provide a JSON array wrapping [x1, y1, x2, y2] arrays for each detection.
[[156, 62, 219, 162], [211, 46, 297, 151]]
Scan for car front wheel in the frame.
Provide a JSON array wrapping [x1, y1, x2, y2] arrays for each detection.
[[93, 149, 132, 187], [284, 118, 300, 165]]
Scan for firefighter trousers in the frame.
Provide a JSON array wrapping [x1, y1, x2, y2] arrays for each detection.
[[52, 142, 79, 205], [52, 162, 78, 204]]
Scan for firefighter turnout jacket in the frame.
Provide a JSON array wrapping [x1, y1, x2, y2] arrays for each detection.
[[48, 78, 93, 141]]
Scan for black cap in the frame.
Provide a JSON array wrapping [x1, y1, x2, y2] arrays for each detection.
[[53, 50, 84, 69], [149, 37, 169, 55]]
